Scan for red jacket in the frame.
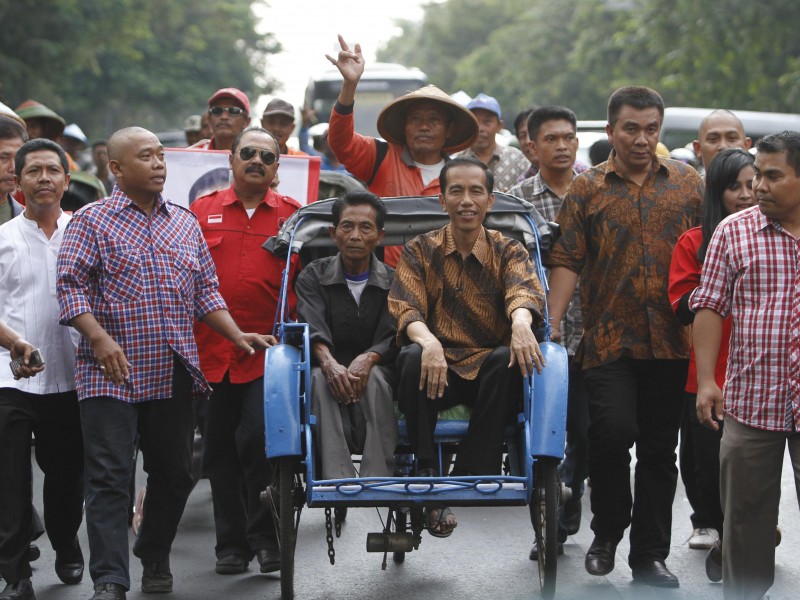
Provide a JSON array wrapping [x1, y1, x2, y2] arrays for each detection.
[[191, 186, 300, 383], [668, 226, 730, 392], [328, 103, 443, 267]]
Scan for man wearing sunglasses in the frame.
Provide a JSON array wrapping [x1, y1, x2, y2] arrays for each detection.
[[191, 88, 251, 151], [191, 126, 301, 577]]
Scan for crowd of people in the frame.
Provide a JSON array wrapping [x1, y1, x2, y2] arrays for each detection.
[[1, 34, 799, 600]]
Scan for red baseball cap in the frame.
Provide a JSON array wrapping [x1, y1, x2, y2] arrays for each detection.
[[207, 88, 250, 117]]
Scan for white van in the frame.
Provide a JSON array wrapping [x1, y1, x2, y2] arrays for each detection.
[[660, 107, 800, 151]]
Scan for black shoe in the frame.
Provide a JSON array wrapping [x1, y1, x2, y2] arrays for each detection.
[[141, 557, 172, 593], [528, 539, 564, 560], [631, 560, 680, 588], [55, 538, 84, 584], [585, 537, 617, 576], [26, 545, 40, 563], [215, 554, 249, 575], [705, 539, 722, 582], [256, 547, 280, 574], [91, 582, 127, 600], [0, 579, 35, 600], [561, 498, 582, 535]]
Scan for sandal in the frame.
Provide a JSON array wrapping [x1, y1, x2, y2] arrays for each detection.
[[425, 506, 457, 538]]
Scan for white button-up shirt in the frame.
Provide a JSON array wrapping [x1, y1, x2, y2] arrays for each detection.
[[0, 211, 79, 394]]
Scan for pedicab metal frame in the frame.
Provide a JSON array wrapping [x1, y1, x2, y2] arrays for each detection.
[[261, 194, 569, 599]]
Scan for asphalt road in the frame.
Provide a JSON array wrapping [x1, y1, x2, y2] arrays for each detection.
[[21, 448, 800, 600]]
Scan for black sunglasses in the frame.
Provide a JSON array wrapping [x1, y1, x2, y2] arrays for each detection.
[[238, 146, 278, 165], [208, 106, 244, 116]]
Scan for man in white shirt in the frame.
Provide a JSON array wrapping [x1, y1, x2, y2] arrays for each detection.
[[0, 139, 84, 600]]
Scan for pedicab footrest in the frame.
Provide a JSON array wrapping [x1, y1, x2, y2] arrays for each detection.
[[308, 476, 529, 507], [397, 419, 518, 444]]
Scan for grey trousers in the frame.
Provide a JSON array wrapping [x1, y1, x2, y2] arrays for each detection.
[[311, 365, 398, 480], [720, 416, 800, 600]]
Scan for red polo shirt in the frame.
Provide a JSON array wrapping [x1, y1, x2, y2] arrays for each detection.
[[191, 185, 301, 383]]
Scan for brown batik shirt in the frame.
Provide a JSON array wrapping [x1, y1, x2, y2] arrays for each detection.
[[545, 154, 703, 370], [389, 225, 545, 380]]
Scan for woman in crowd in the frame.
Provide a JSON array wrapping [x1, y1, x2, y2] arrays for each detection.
[[668, 147, 756, 581]]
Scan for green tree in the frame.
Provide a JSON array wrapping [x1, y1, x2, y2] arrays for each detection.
[[0, 0, 279, 139], [376, 0, 800, 125]]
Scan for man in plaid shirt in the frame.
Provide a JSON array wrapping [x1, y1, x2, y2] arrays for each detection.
[[692, 131, 800, 600], [57, 127, 273, 600]]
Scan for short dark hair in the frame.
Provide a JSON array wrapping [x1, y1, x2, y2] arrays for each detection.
[[0, 116, 29, 142], [526, 105, 577, 141], [698, 148, 754, 263], [230, 126, 279, 157], [513, 106, 538, 136], [331, 189, 387, 230], [439, 156, 494, 194], [15, 138, 69, 178], [607, 86, 664, 127], [588, 139, 613, 166], [757, 131, 800, 177], [92, 140, 107, 150]]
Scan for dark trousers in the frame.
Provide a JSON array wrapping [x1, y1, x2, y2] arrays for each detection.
[[80, 360, 194, 590], [396, 344, 519, 475], [0, 389, 83, 583], [582, 357, 687, 565], [683, 392, 724, 533], [201, 375, 276, 558]]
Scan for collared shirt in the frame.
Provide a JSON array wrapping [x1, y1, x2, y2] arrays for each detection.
[[296, 253, 396, 367], [57, 187, 227, 403], [0, 212, 80, 393], [690, 207, 800, 432], [190, 185, 301, 383], [457, 144, 531, 192], [389, 225, 545, 380], [546, 155, 703, 370], [509, 172, 583, 354]]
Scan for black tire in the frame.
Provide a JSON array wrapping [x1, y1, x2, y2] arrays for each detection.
[[393, 509, 408, 564], [276, 457, 299, 600], [533, 457, 559, 599]]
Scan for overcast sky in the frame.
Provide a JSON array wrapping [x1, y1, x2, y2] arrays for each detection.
[[253, 0, 432, 113]]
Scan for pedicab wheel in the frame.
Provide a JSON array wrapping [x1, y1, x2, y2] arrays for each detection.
[[276, 456, 301, 600], [392, 509, 408, 563], [533, 457, 559, 599]]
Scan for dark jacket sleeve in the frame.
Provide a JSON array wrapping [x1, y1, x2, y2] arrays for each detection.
[[295, 261, 334, 358]]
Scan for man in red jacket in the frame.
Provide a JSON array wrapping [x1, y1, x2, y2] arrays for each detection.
[[325, 35, 478, 267], [191, 126, 300, 576]]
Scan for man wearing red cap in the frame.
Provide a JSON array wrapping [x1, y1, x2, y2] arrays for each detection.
[[192, 88, 251, 151], [325, 35, 478, 267]]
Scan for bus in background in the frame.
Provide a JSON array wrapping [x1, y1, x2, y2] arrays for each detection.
[[304, 62, 428, 138]]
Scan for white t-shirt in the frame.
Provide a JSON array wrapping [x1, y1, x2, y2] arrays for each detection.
[[345, 271, 369, 306], [415, 159, 445, 187]]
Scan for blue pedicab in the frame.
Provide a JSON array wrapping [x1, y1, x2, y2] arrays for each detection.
[[261, 193, 569, 600]]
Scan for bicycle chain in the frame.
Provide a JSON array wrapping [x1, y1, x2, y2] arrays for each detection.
[[324, 507, 336, 565]]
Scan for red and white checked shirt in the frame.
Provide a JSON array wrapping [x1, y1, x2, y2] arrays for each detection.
[[57, 188, 228, 403], [691, 206, 800, 432]]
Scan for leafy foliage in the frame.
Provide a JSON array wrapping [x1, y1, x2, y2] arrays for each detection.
[[0, 0, 279, 139], [376, 0, 800, 123]]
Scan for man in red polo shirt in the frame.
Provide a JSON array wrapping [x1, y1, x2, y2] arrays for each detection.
[[191, 126, 300, 576]]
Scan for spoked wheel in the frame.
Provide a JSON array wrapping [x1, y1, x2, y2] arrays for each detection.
[[533, 457, 559, 599], [273, 456, 303, 600], [392, 508, 408, 563]]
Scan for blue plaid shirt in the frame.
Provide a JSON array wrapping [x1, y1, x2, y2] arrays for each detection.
[[57, 187, 227, 403]]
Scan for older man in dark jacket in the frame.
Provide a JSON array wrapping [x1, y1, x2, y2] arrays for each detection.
[[296, 190, 398, 479]]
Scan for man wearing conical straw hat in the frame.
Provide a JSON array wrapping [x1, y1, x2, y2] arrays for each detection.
[[326, 34, 478, 267]]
